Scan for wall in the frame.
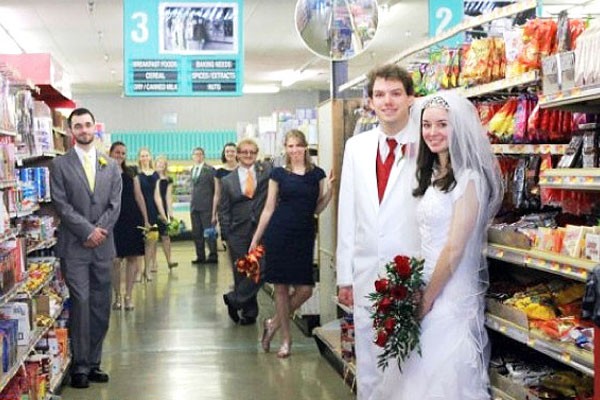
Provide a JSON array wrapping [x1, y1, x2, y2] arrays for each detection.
[[73, 90, 321, 132]]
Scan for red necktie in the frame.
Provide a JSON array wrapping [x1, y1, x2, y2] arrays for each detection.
[[376, 138, 398, 203]]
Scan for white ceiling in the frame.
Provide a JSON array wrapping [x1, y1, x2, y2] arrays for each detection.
[[0, 0, 428, 96], [0, 0, 590, 97]]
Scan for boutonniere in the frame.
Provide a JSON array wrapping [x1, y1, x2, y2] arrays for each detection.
[[98, 156, 108, 168]]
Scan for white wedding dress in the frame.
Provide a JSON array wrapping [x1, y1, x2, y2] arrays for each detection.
[[372, 172, 491, 400]]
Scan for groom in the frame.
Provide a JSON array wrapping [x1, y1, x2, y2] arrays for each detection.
[[51, 108, 122, 388], [336, 64, 421, 399]]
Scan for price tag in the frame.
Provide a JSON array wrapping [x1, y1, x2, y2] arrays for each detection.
[[561, 352, 572, 363], [585, 176, 594, 184], [571, 87, 582, 96], [563, 265, 572, 273], [568, 176, 578, 184], [499, 325, 507, 334], [550, 262, 560, 271], [528, 338, 536, 347]]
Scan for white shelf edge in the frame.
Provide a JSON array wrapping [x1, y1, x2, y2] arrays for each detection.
[[486, 243, 595, 282], [0, 128, 17, 137], [491, 143, 568, 155], [539, 84, 600, 109]]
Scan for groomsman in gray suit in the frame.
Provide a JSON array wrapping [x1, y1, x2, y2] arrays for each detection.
[[190, 147, 218, 263], [219, 139, 271, 325], [50, 108, 122, 389]]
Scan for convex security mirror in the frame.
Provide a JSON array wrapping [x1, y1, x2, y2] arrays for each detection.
[[295, 0, 379, 61]]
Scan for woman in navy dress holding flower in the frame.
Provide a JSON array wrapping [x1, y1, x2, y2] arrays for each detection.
[[250, 129, 334, 358]]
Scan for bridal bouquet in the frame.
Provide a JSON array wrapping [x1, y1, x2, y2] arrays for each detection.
[[368, 255, 425, 371], [236, 245, 265, 284]]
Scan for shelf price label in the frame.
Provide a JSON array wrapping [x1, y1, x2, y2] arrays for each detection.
[[123, 0, 244, 97]]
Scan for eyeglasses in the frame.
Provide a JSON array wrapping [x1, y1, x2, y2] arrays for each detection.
[[238, 150, 258, 155]]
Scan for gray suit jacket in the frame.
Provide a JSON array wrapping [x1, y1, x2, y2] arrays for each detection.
[[218, 162, 271, 241], [50, 148, 122, 259], [190, 163, 216, 213]]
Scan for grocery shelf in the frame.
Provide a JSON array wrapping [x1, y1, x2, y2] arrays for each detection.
[[0, 128, 17, 137], [0, 291, 64, 392], [16, 152, 59, 166], [49, 355, 71, 393], [485, 313, 594, 376], [9, 204, 41, 219], [0, 228, 17, 245], [313, 319, 356, 392], [26, 237, 57, 255], [338, 0, 538, 92], [539, 84, 600, 112], [491, 144, 568, 155], [0, 278, 28, 308], [486, 243, 595, 282], [539, 168, 600, 191], [459, 70, 540, 99], [0, 180, 17, 189], [52, 127, 67, 137]]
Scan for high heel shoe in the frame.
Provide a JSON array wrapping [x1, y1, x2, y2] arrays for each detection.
[[261, 319, 277, 352], [112, 296, 122, 310], [277, 341, 291, 358], [143, 273, 153, 282], [124, 296, 134, 311], [168, 262, 178, 270]]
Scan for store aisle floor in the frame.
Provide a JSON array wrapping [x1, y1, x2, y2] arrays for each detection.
[[60, 241, 355, 400]]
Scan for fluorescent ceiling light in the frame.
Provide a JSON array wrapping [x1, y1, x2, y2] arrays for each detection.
[[243, 84, 280, 94]]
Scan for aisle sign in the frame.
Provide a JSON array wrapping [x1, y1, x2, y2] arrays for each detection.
[[428, 0, 464, 47], [123, 0, 243, 97]]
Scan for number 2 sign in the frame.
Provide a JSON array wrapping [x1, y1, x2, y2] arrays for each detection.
[[428, 0, 464, 47]]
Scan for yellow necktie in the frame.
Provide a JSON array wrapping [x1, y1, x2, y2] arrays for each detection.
[[83, 153, 95, 191], [244, 170, 255, 198]]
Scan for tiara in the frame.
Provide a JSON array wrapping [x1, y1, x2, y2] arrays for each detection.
[[423, 96, 450, 110]]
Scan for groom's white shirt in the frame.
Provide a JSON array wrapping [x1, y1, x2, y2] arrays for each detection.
[[336, 120, 421, 400]]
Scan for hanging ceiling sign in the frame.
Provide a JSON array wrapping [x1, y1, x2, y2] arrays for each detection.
[[429, 0, 464, 47], [124, 0, 243, 97]]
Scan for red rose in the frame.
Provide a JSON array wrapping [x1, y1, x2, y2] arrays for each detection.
[[383, 317, 396, 333], [374, 278, 390, 294], [374, 330, 388, 347], [391, 285, 408, 300], [377, 297, 393, 313], [394, 255, 412, 279]]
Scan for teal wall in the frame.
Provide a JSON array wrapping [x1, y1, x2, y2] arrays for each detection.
[[110, 130, 236, 160]]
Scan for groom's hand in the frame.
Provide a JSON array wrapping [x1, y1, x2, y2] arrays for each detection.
[[338, 286, 353, 307], [84, 227, 108, 247]]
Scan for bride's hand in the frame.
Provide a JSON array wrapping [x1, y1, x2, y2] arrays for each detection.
[[417, 291, 434, 319]]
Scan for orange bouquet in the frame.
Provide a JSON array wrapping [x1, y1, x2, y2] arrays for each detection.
[[236, 245, 265, 284]]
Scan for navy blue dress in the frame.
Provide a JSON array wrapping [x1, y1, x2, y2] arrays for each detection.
[[138, 171, 160, 225], [113, 168, 145, 257], [263, 166, 325, 285]]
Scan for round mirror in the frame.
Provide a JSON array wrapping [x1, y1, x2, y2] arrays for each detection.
[[295, 0, 379, 61]]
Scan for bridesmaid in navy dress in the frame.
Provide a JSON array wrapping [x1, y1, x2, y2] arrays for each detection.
[[250, 129, 334, 358], [137, 147, 160, 282]]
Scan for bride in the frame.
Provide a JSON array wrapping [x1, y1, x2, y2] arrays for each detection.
[[373, 92, 503, 400]]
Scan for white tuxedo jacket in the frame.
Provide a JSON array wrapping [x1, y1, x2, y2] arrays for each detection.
[[337, 123, 421, 307]]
